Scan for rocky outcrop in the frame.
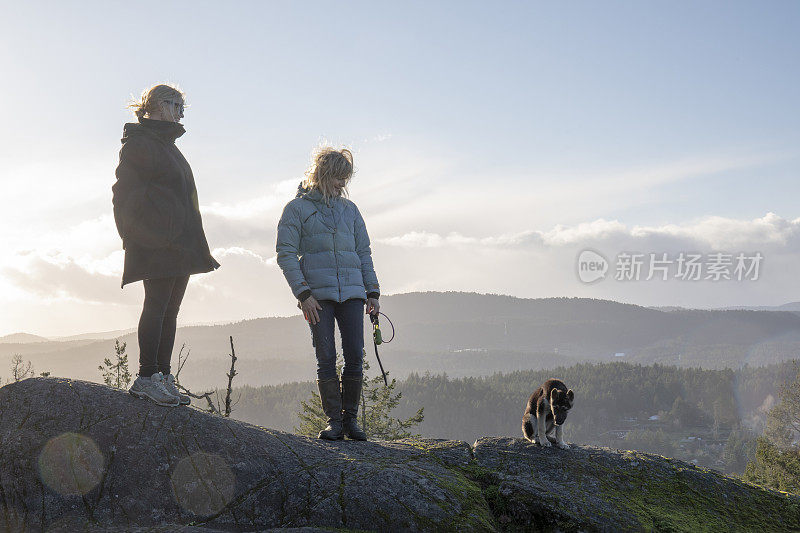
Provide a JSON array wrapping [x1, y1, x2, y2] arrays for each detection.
[[472, 437, 800, 531], [1, 378, 798, 532]]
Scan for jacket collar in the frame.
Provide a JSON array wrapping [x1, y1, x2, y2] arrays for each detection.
[[295, 182, 343, 207], [138, 117, 186, 142]]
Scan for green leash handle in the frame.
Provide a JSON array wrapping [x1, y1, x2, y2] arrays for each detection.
[[370, 313, 388, 386]]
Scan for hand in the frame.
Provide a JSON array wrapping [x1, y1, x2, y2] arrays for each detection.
[[300, 296, 323, 325], [366, 297, 380, 316]]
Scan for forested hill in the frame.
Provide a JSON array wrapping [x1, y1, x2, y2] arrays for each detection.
[[4, 292, 800, 388], [369, 292, 800, 364]]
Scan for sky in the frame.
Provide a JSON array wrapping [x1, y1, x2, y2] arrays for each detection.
[[1, 1, 799, 337]]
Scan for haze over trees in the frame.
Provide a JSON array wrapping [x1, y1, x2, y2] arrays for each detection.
[[232, 360, 796, 475]]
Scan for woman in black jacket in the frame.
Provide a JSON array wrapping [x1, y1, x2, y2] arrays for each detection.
[[112, 83, 219, 406]]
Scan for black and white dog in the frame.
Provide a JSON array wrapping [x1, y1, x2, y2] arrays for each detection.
[[522, 378, 574, 449]]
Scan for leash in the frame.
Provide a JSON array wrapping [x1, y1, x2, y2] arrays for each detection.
[[305, 306, 395, 387], [370, 311, 395, 387]]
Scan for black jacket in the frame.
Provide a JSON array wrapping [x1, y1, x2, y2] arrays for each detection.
[[112, 118, 219, 287]]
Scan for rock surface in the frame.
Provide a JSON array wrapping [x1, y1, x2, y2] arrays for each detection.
[[0, 378, 798, 532]]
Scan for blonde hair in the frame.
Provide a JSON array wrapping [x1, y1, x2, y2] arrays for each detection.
[[127, 83, 186, 119], [303, 147, 354, 202]]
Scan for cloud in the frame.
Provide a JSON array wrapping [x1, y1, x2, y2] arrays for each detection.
[[1, 146, 796, 336], [378, 212, 800, 252], [185, 246, 297, 322], [367, 211, 800, 312], [629, 212, 800, 249], [118, 148, 782, 254], [4, 210, 800, 336], [2, 251, 133, 305], [339, 149, 783, 240], [377, 230, 545, 248], [579, 152, 777, 193], [201, 178, 298, 221], [196, 179, 298, 257], [209, 246, 277, 265]]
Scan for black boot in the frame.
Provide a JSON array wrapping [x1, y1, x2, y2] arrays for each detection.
[[341, 375, 367, 441], [317, 377, 343, 440]]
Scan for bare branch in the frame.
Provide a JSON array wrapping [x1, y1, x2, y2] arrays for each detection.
[[231, 392, 242, 410], [175, 382, 219, 415], [174, 343, 190, 382], [204, 394, 219, 414], [224, 336, 238, 417], [11, 354, 34, 382]]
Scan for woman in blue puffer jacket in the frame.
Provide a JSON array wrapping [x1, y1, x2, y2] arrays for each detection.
[[276, 147, 380, 441]]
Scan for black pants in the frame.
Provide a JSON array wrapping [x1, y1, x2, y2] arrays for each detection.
[[137, 275, 190, 378]]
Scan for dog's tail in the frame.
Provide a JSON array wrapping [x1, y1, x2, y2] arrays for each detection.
[[522, 413, 535, 442]]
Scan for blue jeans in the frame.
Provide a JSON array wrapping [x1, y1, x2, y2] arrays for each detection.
[[309, 298, 365, 380]]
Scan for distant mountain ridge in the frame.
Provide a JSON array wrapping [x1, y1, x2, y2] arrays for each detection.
[[4, 292, 800, 388], [714, 302, 800, 312], [647, 301, 800, 312], [0, 332, 50, 344]]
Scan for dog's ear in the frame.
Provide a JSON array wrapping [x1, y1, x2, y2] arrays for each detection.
[[566, 389, 574, 403]]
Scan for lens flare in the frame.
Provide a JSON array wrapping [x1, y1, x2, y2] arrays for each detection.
[[37, 432, 104, 496], [171, 452, 235, 516]]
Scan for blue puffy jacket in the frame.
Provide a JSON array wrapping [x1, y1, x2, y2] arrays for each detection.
[[276, 183, 380, 302]]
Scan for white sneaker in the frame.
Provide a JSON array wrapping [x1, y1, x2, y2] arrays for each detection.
[[164, 374, 191, 406], [129, 372, 180, 407]]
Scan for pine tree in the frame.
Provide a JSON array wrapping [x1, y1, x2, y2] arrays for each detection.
[[359, 360, 424, 440], [764, 361, 800, 449], [296, 354, 424, 440], [743, 438, 800, 494], [743, 362, 800, 493], [98, 339, 132, 389], [296, 388, 327, 436]]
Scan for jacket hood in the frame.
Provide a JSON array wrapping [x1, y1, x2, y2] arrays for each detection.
[[295, 182, 311, 198], [295, 182, 342, 205], [121, 117, 185, 144]]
